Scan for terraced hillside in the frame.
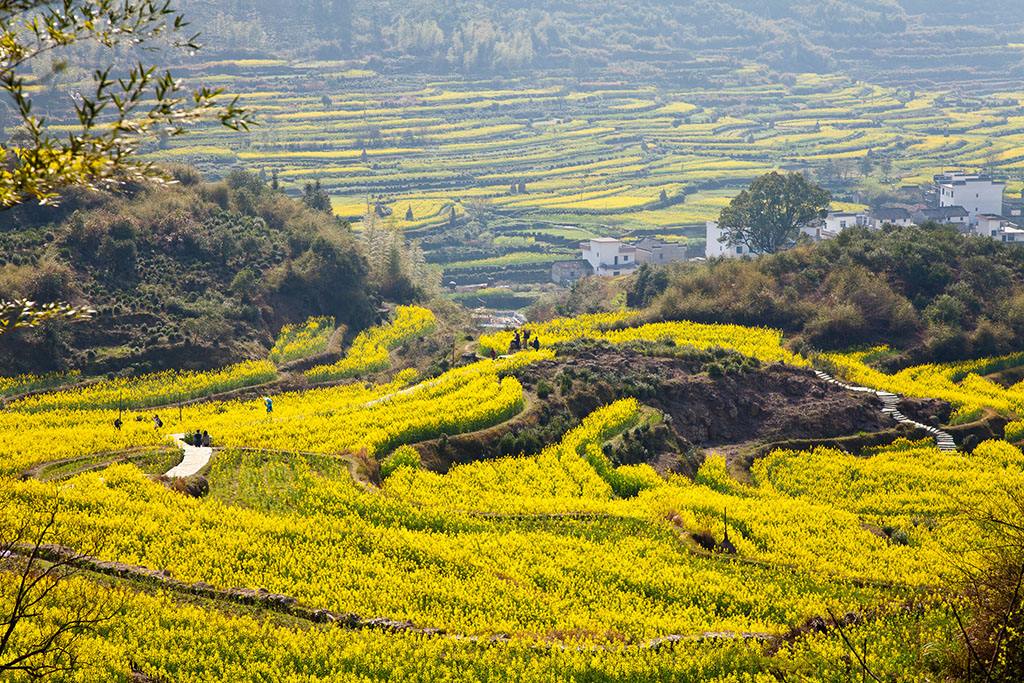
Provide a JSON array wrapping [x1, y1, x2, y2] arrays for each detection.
[[1, 309, 1022, 680], [138, 64, 1024, 282]]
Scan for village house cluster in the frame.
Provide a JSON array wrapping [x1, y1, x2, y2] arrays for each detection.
[[705, 171, 1024, 259], [550, 172, 1024, 284], [551, 237, 687, 284]]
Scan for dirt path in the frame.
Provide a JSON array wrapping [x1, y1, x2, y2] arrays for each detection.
[[813, 370, 957, 451], [164, 434, 213, 478], [363, 377, 443, 407]]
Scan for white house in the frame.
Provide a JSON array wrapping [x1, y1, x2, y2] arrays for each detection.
[[871, 207, 915, 228], [705, 221, 758, 258], [824, 212, 869, 233], [999, 226, 1024, 244], [913, 206, 970, 227], [579, 238, 638, 276], [976, 214, 1006, 238], [975, 214, 1024, 244], [935, 172, 1005, 224]]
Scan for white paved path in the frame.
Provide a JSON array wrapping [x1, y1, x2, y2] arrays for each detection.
[[814, 370, 957, 452], [165, 434, 213, 478]]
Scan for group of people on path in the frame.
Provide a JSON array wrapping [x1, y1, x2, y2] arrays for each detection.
[[507, 328, 541, 354], [184, 430, 212, 448]]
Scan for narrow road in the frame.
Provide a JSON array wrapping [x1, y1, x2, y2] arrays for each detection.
[[165, 434, 213, 478], [813, 370, 957, 452]]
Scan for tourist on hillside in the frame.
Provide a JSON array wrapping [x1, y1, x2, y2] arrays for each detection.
[[265, 396, 273, 414], [153, 414, 163, 430], [201, 431, 212, 448], [532, 337, 540, 351], [113, 417, 122, 431], [490, 348, 497, 360]]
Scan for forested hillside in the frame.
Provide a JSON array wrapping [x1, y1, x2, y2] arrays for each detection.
[[643, 224, 1024, 365], [0, 169, 387, 375], [178, 0, 1024, 81]]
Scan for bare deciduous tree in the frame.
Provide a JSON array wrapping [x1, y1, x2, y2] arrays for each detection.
[[0, 498, 117, 679], [949, 486, 1024, 681]]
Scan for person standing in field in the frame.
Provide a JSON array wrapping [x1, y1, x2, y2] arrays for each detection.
[[264, 396, 273, 414]]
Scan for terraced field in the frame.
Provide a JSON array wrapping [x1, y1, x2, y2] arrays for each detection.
[[141, 62, 1024, 284], [2, 310, 1023, 680]]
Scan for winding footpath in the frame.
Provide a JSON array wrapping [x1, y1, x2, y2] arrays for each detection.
[[164, 434, 213, 478], [813, 370, 957, 452]]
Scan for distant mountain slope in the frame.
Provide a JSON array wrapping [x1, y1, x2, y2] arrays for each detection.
[[179, 0, 1024, 82], [0, 169, 374, 375]]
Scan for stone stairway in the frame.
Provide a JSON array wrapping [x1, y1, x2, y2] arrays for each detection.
[[813, 370, 957, 452]]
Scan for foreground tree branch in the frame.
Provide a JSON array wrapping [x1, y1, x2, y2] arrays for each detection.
[[0, 0, 254, 208]]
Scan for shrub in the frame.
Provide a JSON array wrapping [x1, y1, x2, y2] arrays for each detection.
[[536, 380, 553, 400]]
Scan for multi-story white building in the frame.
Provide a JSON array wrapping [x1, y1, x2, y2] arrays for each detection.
[[935, 172, 1005, 224], [578, 238, 638, 276]]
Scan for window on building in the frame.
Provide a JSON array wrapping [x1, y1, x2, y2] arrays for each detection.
[[623, 255, 629, 262], [736, 246, 743, 254]]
